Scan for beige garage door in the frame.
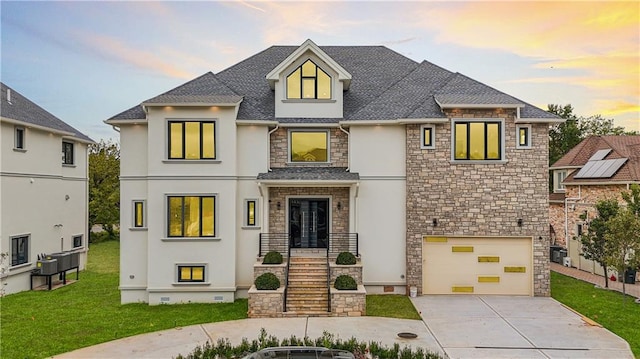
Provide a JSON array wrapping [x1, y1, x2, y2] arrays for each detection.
[[423, 236, 532, 295]]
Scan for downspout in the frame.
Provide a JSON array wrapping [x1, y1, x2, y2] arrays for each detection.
[[564, 185, 582, 260], [339, 125, 350, 171], [267, 125, 279, 172]]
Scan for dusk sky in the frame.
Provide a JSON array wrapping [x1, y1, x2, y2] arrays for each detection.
[[1, 1, 638, 141]]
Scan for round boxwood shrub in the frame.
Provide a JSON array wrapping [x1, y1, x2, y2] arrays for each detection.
[[336, 252, 356, 265], [255, 272, 280, 290], [334, 274, 357, 290], [262, 251, 283, 264]]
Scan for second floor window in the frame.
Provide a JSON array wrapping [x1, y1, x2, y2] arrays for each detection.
[[62, 141, 74, 165], [454, 121, 502, 161], [168, 121, 216, 160], [15, 127, 25, 149], [554, 170, 567, 192], [168, 196, 215, 237], [290, 130, 328, 162], [286, 60, 331, 100]]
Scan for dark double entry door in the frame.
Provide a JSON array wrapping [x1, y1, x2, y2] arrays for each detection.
[[289, 198, 328, 249]]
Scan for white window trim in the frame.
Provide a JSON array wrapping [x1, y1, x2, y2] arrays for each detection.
[[72, 234, 84, 249], [242, 198, 261, 229], [450, 118, 506, 163], [62, 141, 75, 166], [287, 129, 331, 164], [173, 263, 210, 285], [10, 234, 30, 268], [421, 125, 435, 149], [163, 193, 219, 241], [554, 170, 567, 193], [131, 200, 147, 230], [516, 125, 532, 149], [283, 56, 335, 101], [165, 118, 219, 161]]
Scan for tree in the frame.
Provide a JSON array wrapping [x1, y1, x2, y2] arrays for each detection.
[[580, 199, 619, 288], [604, 208, 640, 299], [89, 140, 120, 240], [621, 183, 640, 216]]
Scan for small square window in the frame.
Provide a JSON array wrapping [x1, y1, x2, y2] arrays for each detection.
[[73, 235, 83, 248], [133, 201, 145, 228], [516, 125, 531, 149], [62, 141, 74, 165], [11, 235, 29, 266], [15, 127, 25, 149], [178, 265, 205, 282], [421, 125, 435, 149]]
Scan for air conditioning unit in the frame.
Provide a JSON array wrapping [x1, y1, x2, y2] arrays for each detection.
[[49, 252, 71, 272], [37, 259, 58, 275], [563, 257, 572, 267], [68, 252, 79, 268]]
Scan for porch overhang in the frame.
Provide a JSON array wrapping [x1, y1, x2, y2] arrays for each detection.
[[257, 167, 360, 187]]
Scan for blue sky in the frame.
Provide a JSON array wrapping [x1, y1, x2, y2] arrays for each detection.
[[1, 1, 638, 141]]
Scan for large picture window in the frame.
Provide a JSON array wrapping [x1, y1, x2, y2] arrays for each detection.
[[290, 130, 328, 162], [454, 121, 502, 160], [286, 60, 331, 100], [178, 265, 205, 282], [168, 121, 216, 160], [62, 141, 74, 165], [168, 196, 215, 237], [11, 235, 29, 266]]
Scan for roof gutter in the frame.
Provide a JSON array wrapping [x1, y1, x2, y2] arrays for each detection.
[[267, 125, 279, 172]]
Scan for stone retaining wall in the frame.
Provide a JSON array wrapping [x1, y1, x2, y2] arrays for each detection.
[[253, 262, 287, 286], [329, 262, 362, 286], [330, 285, 366, 316], [248, 286, 284, 318]]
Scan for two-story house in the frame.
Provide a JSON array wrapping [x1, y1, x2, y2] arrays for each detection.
[[549, 135, 640, 275], [106, 40, 561, 306], [1, 82, 93, 295]]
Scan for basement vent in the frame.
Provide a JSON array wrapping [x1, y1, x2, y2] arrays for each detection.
[[214, 295, 224, 302], [160, 297, 170, 303]]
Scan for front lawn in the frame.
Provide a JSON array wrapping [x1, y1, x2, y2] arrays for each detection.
[[0, 241, 248, 359], [366, 294, 421, 319], [551, 271, 640, 357]]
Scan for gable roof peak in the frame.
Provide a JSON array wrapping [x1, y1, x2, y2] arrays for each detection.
[[265, 39, 352, 90]]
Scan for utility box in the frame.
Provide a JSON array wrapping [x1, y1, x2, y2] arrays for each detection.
[[37, 259, 58, 275], [49, 252, 71, 272], [68, 252, 79, 268]]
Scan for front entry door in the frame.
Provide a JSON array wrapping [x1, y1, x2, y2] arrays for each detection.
[[289, 199, 328, 248]]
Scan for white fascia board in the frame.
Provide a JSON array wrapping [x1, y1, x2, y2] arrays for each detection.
[[104, 119, 147, 125], [258, 179, 359, 187], [397, 118, 449, 124], [61, 135, 95, 145], [549, 165, 582, 170], [236, 120, 279, 126], [265, 39, 352, 90], [515, 118, 565, 124], [339, 120, 400, 126], [565, 180, 639, 186], [277, 122, 340, 128], [1, 116, 75, 137], [439, 103, 525, 109], [141, 101, 242, 107]]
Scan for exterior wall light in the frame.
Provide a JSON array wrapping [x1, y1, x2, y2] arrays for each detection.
[[432, 218, 438, 227], [277, 201, 281, 210], [337, 202, 342, 210], [517, 218, 523, 227]]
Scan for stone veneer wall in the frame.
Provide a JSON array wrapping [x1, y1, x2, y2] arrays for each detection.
[[248, 286, 284, 318], [405, 109, 551, 296], [330, 286, 366, 317], [253, 262, 287, 287], [549, 203, 566, 246], [329, 263, 363, 286], [269, 187, 350, 233], [270, 127, 348, 168]]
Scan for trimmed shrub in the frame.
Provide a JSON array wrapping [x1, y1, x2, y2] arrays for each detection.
[[334, 274, 357, 290], [336, 252, 356, 265], [255, 273, 280, 290], [262, 251, 283, 265]]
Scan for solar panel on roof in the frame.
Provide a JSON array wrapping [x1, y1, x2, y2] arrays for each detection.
[[589, 149, 612, 161], [574, 158, 627, 178]]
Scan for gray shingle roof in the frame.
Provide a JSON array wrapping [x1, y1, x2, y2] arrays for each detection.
[[257, 167, 359, 181], [144, 72, 242, 104], [107, 44, 558, 122], [1, 82, 93, 142]]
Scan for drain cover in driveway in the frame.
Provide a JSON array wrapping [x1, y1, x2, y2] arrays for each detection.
[[397, 332, 418, 339]]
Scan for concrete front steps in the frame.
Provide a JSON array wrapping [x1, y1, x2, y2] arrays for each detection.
[[285, 257, 330, 316]]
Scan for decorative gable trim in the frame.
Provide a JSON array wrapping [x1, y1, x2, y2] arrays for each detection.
[[266, 39, 352, 90]]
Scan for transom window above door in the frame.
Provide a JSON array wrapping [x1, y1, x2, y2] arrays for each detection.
[[289, 130, 329, 163], [286, 60, 331, 100]]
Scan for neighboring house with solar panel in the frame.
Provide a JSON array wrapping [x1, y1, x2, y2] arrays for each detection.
[[106, 40, 562, 308], [1, 82, 93, 295], [549, 135, 640, 274]]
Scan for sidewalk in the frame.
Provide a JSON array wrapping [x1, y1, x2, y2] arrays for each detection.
[[550, 262, 640, 299]]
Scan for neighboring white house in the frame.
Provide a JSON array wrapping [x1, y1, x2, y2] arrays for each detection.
[[106, 40, 561, 306], [1, 82, 93, 295]]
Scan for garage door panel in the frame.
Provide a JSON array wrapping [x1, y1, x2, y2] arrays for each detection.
[[423, 237, 532, 295]]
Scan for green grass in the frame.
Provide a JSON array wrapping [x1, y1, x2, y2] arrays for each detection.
[[0, 241, 248, 359], [366, 294, 421, 319], [551, 271, 640, 357]]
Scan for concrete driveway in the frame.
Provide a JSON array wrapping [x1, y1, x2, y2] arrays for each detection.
[[410, 295, 633, 358], [53, 295, 633, 359]]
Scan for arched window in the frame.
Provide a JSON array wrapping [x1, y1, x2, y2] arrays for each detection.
[[286, 60, 331, 99]]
